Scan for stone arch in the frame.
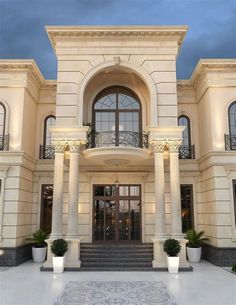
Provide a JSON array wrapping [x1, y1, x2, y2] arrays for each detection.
[[77, 59, 157, 126]]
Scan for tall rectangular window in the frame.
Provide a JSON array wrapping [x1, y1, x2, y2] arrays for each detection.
[[233, 180, 236, 225], [181, 184, 194, 233]]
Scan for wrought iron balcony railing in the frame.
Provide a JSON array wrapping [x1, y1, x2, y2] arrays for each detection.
[[39, 144, 55, 159], [224, 134, 236, 150], [86, 131, 149, 149], [179, 145, 195, 159], [0, 135, 10, 151]]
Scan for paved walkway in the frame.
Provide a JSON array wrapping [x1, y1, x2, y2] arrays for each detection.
[[0, 261, 235, 305]]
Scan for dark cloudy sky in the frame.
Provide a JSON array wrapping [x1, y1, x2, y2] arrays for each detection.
[[0, 0, 235, 79]]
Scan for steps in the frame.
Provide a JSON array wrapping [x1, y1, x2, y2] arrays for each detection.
[[80, 243, 154, 271]]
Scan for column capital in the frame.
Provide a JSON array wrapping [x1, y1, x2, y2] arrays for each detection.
[[53, 142, 65, 154], [151, 141, 166, 153], [168, 140, 182, 153], [69, 141, 82, 153]]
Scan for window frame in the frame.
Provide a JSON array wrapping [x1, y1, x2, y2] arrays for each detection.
[[228, 101, 236, 137], [178, 114, 191, 147], [43, 115, 56, 147], [0, 102, 6, 137], [92, 86, 142, 136]]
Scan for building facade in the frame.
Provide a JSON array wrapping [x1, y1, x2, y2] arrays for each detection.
[[0, 26, 236, 267]]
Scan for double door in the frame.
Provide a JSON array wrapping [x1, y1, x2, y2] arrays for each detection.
[[93, 185, 141, 242]]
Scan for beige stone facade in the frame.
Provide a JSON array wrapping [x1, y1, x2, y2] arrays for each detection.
[[0, 26, 236, 267]]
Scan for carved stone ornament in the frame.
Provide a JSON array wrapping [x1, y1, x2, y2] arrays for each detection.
[[54, 142, 65, 153], [151, 141, 166, 153], [69, 142, 82, 153], [168, 141, 182, 153]]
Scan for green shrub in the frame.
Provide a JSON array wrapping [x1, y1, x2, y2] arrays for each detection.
[[50, 239, 68, 257], [232, 264, 236, 273], [27, 229, 49, 248], [163, 239, 181, 257], [185, 229, 209, 248]]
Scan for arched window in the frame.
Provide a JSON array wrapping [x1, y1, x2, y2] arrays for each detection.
[[0, 102, 6, 137], [43, 115, 56, 146], [178, 115, 191, 147], [92, 86, 142, 147], [229, 101, 236, 141]]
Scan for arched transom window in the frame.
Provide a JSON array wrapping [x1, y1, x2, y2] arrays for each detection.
[[92, 86, 142, 147], [178, 115, 191, 147], [44, 115, 56, 146]]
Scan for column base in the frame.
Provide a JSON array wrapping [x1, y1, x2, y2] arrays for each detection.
[[43, 238, 81, 269], [152, 237, 190, 269]]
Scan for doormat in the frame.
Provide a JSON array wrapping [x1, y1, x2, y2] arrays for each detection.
[[55, 280, 177, 305]]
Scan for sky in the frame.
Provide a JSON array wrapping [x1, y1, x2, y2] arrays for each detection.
[[0, 0, 235, 80]]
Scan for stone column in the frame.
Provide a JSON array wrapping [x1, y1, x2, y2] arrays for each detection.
[[151, 141, 167, 268], [152, 141, 166, 237], [67, 143, 80, 238], [50, 143, 65, 238], [65, 142, 81, 269], [169, 141, 182, 238]]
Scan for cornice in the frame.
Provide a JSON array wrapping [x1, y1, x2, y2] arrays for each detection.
[[46, 25, 188, 52], [190, 59, 236, 88], [0, 60, 45, 87], [177, 80, 193, 90]]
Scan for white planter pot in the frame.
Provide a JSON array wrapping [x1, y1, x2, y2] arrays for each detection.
[[52, 256, 65, 273], [187, 247, 202, 263], [32, 246, 47, 263], [166, 256, 179, 273]]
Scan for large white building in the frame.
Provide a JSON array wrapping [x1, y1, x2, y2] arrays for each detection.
[[0, 26, 236, 268]]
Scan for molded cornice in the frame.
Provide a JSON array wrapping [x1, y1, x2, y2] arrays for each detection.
[[0, 59, 45, 87], [46, 25, 188, 52], [190, 59, 236, 88]]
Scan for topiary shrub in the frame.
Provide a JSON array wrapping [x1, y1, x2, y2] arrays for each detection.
[[50, 239, 68, 257], [163, 238, 181, 257]]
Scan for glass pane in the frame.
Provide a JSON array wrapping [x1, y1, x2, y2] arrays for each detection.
[[119, 112, 139, 132], [229, 103, 236, 136], [94, 186, 116, 197], [104, 200, 116, 241], [119, 200, 129, 240], [130, 186, 140, 196], [178, 116, 190, 146], [119, 186, 129, 196], [94, 94, 116, 110], [181, 185, 193, 233], [95, 112, 115, 132], [41, 185, 53, 234], [118, 94, 140, 109], [130, 200, 141, 240], [94, 200, 105, 241], [0, 104, 5, 136], [45, 116, 56, 146]]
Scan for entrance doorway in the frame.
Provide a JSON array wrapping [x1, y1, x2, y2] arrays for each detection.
[[93, 185, 141, 242]]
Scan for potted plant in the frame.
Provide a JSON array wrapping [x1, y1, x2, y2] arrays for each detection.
[[185, 229, 209, 263], [163, 238, 181, 273], [50, 239, 68, 273], [27, 229, 49, 263]]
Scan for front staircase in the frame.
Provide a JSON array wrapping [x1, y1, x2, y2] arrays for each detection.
[[80, 243, 154, 271]]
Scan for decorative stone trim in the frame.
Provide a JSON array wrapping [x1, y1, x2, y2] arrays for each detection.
[[54, 143, 65, 153], [69, 142, 82, 153], [168, 140, 182, 153], [151, 141, 166, 153]]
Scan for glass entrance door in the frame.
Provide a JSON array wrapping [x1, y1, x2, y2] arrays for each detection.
[[93, 185, 141, 242]]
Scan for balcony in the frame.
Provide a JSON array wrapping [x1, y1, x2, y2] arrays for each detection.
[[179, 145, 195, 159], [224, 134, 236, 150], [0, 135, 10, 151], [86, 131, 149, 149], [39, 144, 55, 159]]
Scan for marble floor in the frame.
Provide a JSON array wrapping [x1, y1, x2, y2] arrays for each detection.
[[0, 261, 235, 305]]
